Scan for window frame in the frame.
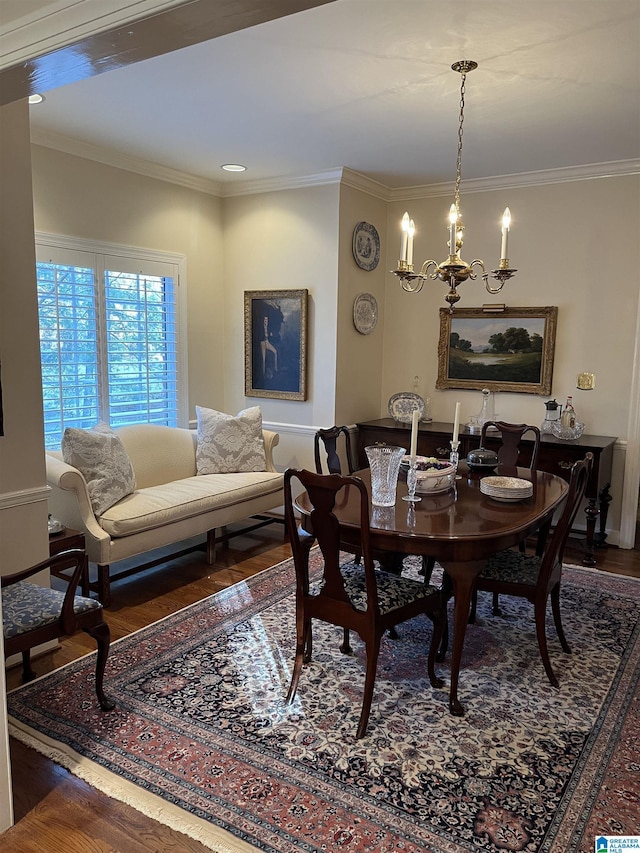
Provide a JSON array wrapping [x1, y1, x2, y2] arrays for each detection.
[[35, 232, 189, 446]]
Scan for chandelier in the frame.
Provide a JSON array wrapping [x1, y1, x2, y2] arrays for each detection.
[[393, 60, 516, 310]]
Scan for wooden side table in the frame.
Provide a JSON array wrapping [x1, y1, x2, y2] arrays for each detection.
[[48, 527, 89, 596]]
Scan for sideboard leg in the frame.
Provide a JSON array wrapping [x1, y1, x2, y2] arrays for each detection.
[[583, 499, 599, 567], [594, 483, 612, 548]]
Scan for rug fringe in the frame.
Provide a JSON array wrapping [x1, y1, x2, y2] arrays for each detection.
[[8, 718, 259, 853]]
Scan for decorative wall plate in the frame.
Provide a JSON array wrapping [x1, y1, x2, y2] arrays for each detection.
[[353, 292, 378, 334], [352, 221, 380, 271], [388, 392, 426, 423]]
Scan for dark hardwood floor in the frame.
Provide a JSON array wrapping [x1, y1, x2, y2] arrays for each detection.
[[3, 520, 639, 852]]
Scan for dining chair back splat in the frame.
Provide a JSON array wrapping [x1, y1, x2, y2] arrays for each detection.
[[314, 425, 356, 476], [2, 549, 115, 710], [284, 468, 445, 739], [480, 420, 541, 470], [470, 452, 593, 688]]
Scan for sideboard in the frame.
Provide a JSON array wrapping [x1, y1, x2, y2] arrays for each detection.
[[355, 418, 617, 568]]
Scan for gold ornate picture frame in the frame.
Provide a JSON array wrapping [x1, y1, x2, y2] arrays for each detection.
[[436, 306, 558, 395], [244, 289, 308, 400]]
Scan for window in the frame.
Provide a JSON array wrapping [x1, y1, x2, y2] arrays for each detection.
[[36, 235, 187, 449]]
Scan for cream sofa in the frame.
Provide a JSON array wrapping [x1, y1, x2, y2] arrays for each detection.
[[45, 423, 284, 605]]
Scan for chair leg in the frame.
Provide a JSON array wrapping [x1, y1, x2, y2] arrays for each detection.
[[550, 583, 571, 653], [340, 627, 353, 654], [357, 637, 381, 739], [287, 617, 309, 703], [468, 589, 478, 623], [492, 592, 502, 616], [97, 564, 111, 607], [21, 650, 36, 682], [534, 599, 559, 688], [84, 621, 115, 710], [303, 618, 313, 663], [422, 556, 436, 584], [427, 611, 445, 689], [436, 572, 453, 662]]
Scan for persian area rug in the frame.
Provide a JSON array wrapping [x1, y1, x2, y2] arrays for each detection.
[[7, 555, 640, 853]]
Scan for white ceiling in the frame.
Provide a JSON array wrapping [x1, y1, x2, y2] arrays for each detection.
[[18, 0, 640, 193]]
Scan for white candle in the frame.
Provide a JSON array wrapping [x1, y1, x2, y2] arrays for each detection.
[[400, 212, 410, 262], [410, 407, 419, 459], [500, 207, 511, 261], [407, 219, 415, 266], [452, 401, 461, 444], [449, 204, 458, 255]]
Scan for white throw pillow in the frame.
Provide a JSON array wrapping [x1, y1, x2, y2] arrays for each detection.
[[196, 405, 266, 474], [62, 422, 136, 515]]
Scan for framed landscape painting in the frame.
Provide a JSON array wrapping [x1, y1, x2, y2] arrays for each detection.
[[244, 289, 308, 400], [436, 306, 558, 395]]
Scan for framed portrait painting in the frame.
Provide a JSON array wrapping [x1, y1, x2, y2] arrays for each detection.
[[436, 306, 558, 395], [244, 289, 308, 400]]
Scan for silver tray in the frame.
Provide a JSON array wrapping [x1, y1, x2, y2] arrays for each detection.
[[388, 392, 426, 423]]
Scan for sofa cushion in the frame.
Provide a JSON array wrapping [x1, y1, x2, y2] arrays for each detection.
[[98, 471, 283, 537], [195, 405, 266, 474], [62, 423, 136, 515]]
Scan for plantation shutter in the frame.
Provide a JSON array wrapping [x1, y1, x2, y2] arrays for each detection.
[[36, 239, 184, 449], [36, 246, 100, 449], [102, 257, 178, 427]]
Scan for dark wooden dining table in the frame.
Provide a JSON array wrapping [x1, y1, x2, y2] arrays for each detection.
[[295, 462, 569, 716]]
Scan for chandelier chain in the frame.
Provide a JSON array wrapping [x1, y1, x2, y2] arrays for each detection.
[[454, 72, 466, 214]]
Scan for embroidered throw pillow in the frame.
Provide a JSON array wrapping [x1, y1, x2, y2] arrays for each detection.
[[196, 405, 266, 474], [62, 422, 136, 515]]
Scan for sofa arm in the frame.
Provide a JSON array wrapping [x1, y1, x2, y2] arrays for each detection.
[[262, 430, 280, 472], [45, 454, 110, 546]]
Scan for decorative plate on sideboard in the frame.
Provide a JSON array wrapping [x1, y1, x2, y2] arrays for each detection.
[[388, 392, 428, 423]]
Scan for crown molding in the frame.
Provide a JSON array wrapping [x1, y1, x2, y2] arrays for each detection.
[[389, 159, 640, 201], [219, 168, 345, 197], [30, 128, 640, 201], [30, 128, 224, 196]]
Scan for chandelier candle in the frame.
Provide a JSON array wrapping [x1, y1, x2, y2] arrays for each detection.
[[400, 212, 410, 263], [407, 219, 415, 266], [501, 208, 511, 262]]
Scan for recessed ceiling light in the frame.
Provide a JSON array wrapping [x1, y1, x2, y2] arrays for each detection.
[[221, 164, 247, 172], [28, 93, 45, 104]]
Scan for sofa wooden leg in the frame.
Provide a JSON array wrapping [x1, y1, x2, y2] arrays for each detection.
[[97, 565, 111, 607], [206, 529, 216, 565]]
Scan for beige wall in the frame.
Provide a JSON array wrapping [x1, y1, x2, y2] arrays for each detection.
[[222, 183, 341, 470], [335, 183, 387, 426], [0, 98, 49, 831], [31, 145, 225, 421]]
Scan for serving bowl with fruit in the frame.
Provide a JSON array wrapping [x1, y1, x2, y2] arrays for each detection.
[[402, 455, 457, 494]]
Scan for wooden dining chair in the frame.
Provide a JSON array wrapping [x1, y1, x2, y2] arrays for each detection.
[[480, 420, 541, 470], [469, 453, 593, 687], [283, 467, 445, 738], [314, 425, 356, 476], [478, 420, 543, 615], [2, 549, 115, 710]]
